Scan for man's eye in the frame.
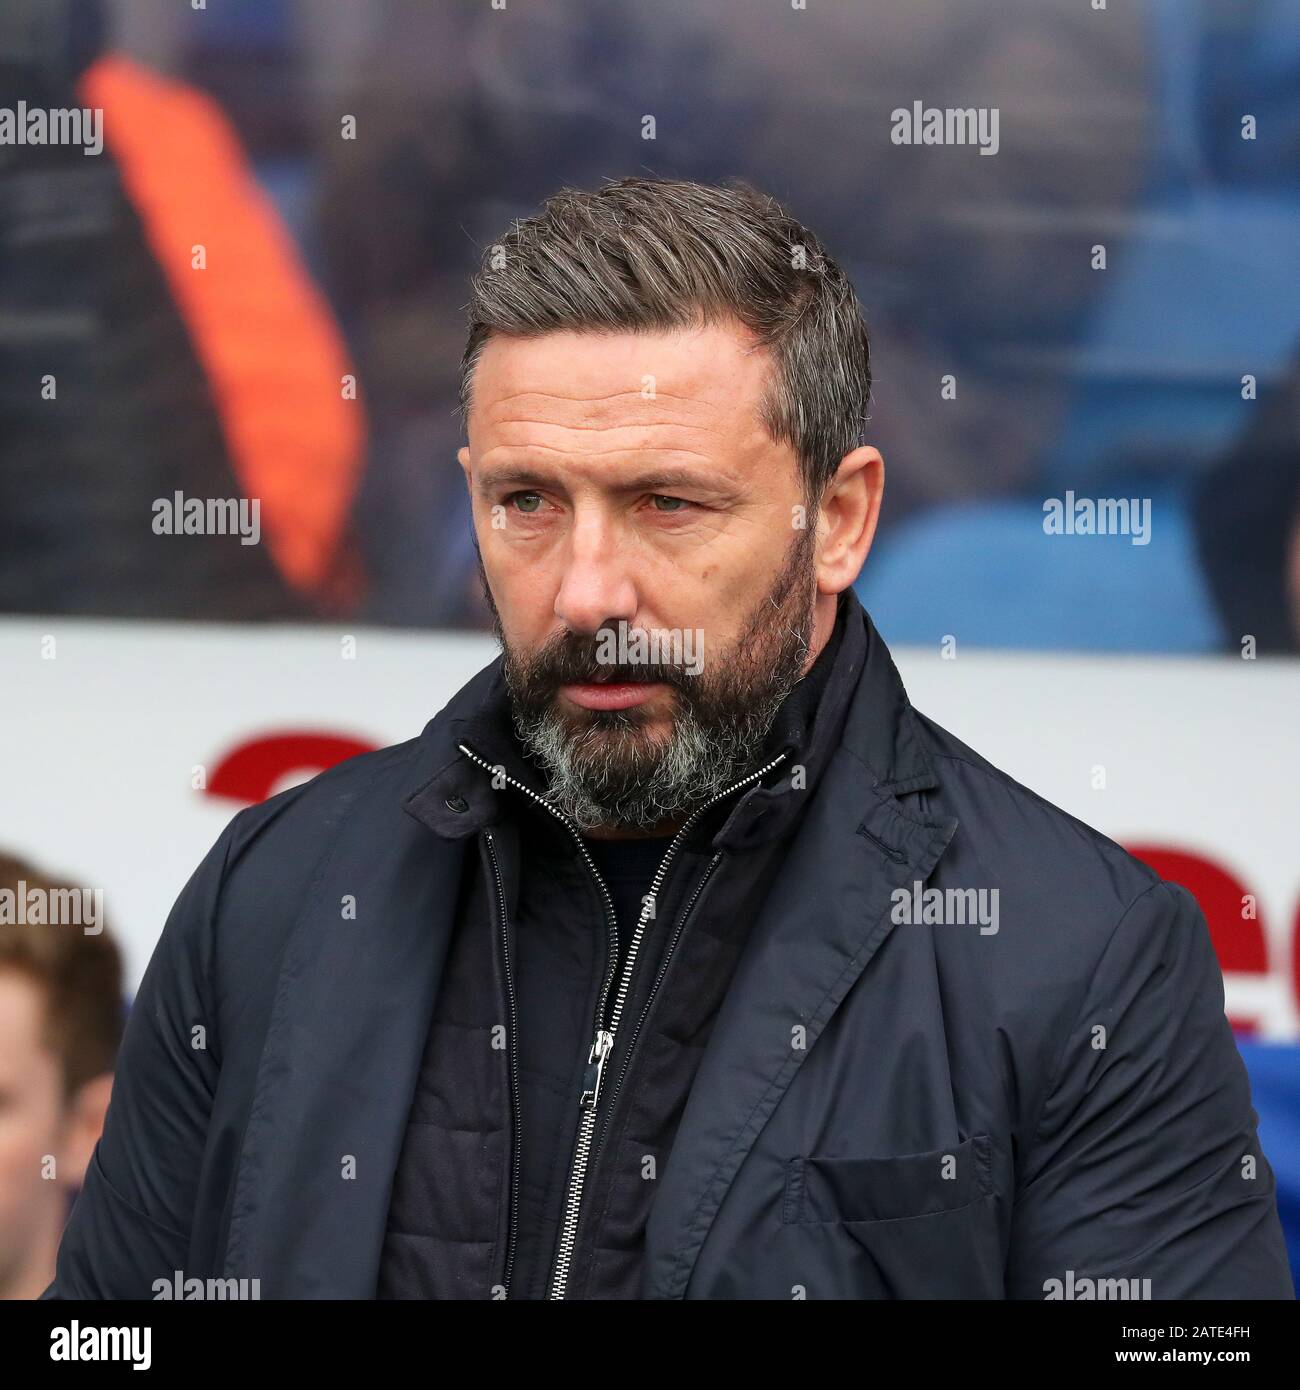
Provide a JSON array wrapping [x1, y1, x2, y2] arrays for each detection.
[[651, 495, 690, 513], [508, 492, 544, 513]]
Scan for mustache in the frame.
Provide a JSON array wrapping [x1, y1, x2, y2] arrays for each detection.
[[509, 634, 697, 693]]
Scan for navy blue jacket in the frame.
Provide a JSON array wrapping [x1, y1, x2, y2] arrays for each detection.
[[44, 592, 1294, 1298]]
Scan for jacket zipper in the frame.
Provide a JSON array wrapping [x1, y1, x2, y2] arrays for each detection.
[[590, 849, 723, 1173], [457, 740, 788, 1301], [458, 743, 621, 1301], [482, 829, 521, 1298]]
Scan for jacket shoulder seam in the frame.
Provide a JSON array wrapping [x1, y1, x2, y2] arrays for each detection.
[[927, 750, 1164, 878]]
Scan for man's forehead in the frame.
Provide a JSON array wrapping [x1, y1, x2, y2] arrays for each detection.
[[470, 323, 772, 433]]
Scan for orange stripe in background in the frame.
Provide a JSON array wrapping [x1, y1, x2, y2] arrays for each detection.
[[79, 54, 365, 597]]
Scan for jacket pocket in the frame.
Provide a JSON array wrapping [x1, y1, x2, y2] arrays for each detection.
[[783, 1133, 992, 1224]]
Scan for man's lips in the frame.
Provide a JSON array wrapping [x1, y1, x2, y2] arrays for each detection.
[[559, 678, 669, 711]]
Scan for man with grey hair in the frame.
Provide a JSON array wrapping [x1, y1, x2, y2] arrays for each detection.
[[46, 177, 1291, 1302]]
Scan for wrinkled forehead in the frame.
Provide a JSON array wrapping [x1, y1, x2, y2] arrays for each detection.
[[466, 323, 775, 446]]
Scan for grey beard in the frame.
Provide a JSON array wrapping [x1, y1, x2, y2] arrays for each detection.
[[511, 679, 796, 833]]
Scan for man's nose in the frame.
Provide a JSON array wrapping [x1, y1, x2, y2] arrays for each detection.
[[552, 511, 639, 636]]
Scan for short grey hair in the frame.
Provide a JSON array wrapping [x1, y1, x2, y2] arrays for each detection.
[[459, 176, 871, 503]]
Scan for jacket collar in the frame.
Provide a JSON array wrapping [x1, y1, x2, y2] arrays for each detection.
[[401, 588, 939, 851]]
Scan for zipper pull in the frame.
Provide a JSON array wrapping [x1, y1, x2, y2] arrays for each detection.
[[579, 1029, 615, 1110]]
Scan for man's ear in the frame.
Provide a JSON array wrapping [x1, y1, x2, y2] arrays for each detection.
[[58, 1072, 113, 1190], [458, 446, 472, 488], [816, 445, 884, 594]]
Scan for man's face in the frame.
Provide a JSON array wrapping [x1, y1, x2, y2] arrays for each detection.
[[458, 319, 873, 833], [0, 971, 70, 1296]]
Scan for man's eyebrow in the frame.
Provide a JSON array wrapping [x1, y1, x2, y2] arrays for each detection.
[[474, 463, 737, 495], [474, 465, 558, 491]]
